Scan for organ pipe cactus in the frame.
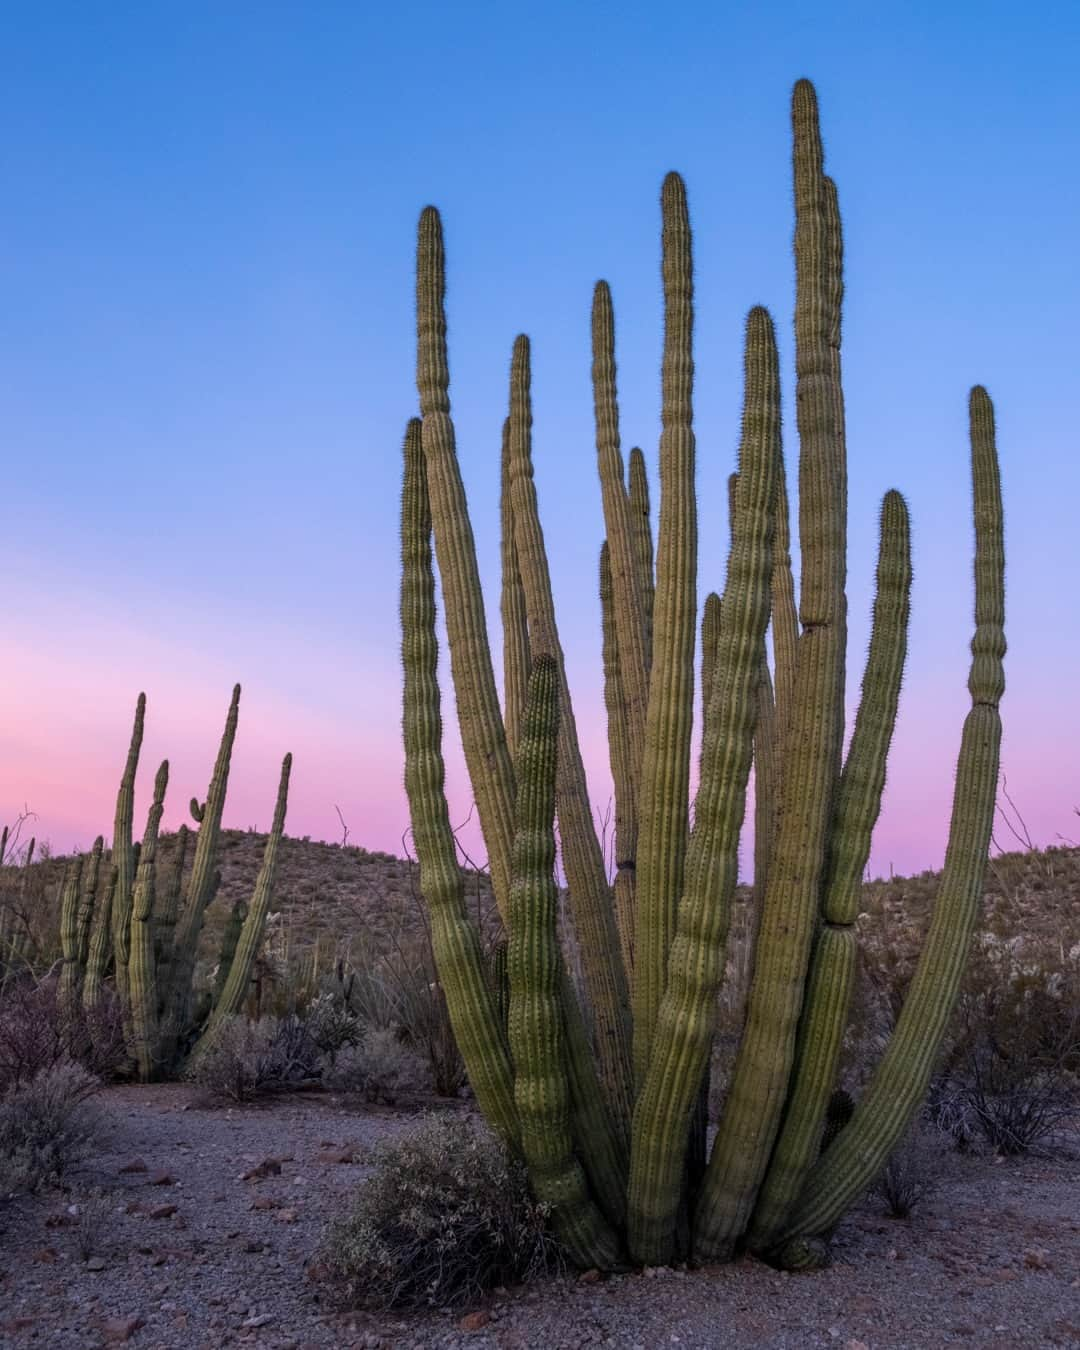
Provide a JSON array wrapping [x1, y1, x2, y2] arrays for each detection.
[[401, 77, 1006, 1270], [62, 686, 291, 1080]]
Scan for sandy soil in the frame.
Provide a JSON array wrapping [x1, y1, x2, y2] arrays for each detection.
[[1, 1085, 1077, 1349]]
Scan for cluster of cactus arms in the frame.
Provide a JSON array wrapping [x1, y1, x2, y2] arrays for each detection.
[[400, 79, 1006, 1269], [54, 685, 293, 1080]]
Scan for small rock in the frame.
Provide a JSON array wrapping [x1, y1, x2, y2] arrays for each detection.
[[251, 1195, 278, 1211], [85, 1257, 107, 1271], [118, 1158, 148, 1174], [242, 1314, 274, 1329], [149, 1171, 176, 1187], [101, 1315, 145, 1342], [315, 1147, 357, 1165], [1023, 1247, 1051, 1269], [31, 1247, 58, 1264], [125, 1201, 147, 1216], [275, 1208, 300, 1224], [459, 1310, 490, 1333], [578, 1268, 602, 1284], [994, 1267, 1019, 1283], [149, 1204, 178, 1220], [240, 1158, 282, 1181]]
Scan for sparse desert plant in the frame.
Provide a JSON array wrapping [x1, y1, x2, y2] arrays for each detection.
[[321, 1024, 432, 1102], [0, 973, 126, 1093], [186, 1014, 321, 1104], [0, 1061, 100, 1194], [869, 1124, 945, 1218], [68, 1185, 114, 1261], [935, 934, 1080, 1155], [317, 1115, 561, 1310]]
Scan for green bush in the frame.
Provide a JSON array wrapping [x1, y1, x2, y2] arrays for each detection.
[[317, 1115, 561, 1310]]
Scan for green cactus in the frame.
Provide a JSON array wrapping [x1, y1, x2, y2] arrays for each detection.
[[400, 79, 1005, 1272], [128, 760, 170, 1081], [57, 854, 86, 1010], [191, 753, 292, 1054], [507, 653, 622, 1267], [110, 693, 146, 1004]]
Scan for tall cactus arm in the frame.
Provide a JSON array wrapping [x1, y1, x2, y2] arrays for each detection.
[[633, 172, 698, 1085], [81, 864, 118, 1009], [191, 754, 292, 1059], [500, 416, 531, 762], [507, 332, 634, 1134], [592, 281, 649, 818], [509, 653, 623, 1268], [628, 306, 778, 1265], [776, 386, 1004, 1256], [110, 692, 146, 1003], [161, 684, 241, 1064], [76, 836, 104, 970], [695, 82, 849, 1260], [399, 417, 520, 1148], [416, 206, 517, 920], [628, 447, 655, 661], [155, 824, 189, 982], [749, 488, 912, 1248], [57, 855, 86, 1009], [128, 760, 170, 1081], [601, 542, 636, 977]]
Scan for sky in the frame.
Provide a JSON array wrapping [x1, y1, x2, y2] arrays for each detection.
[[1, 1, 1077, 880]]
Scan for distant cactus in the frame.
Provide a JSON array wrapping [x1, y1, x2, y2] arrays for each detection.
[[401, 79, 1005, 1270]]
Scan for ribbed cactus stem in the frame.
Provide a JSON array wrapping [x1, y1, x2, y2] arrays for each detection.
[[500, 417, 531, 762], [633, 171, 697, 1085], [399, 416, 519, 1148], [508, 653, 622, 1268], [601, 542, 635, 975], [592, 281, 649, 817], [628, 305, 778, 1264], [507, 332, 633, 1134], [81, 864, 118, 1010], [750, 488, 912, 1249], [193, 753, 292, 1054], [695, 82, 849, 1259], [76, 837, 105, 971], [161, 685, 241, 1065], [155, 825, 189, 981], [777, 387, 1004, 1254], [416, 206, 517, 920], [110, 692, 146, 1003], [628, 447, 655, 661], [58, 855, 86, 1011], [214, 901, 247, 1003], [128, 760, 170, 1081]]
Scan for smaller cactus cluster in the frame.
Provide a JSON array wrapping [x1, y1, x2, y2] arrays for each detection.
[[50, 686, 292, 1080]]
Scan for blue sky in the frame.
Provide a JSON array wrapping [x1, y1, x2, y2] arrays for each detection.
[[2, 2, 1077, 873]]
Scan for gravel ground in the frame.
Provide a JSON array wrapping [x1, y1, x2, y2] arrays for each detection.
[[0, 1085, 1077, 1349]]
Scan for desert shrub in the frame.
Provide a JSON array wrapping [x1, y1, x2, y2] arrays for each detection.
[[870, 1124, 945, 1218], [322, 1025, 432, 1103], [0, 974, 126, 1093], [936, 932, 1080, 1155], [0, 1061, 100, 1193], [187, 1015, 321, 1104], [68, 1185, 114, 1260], [304, 990, 362, 1060], [317, 1115, 561, 1310]]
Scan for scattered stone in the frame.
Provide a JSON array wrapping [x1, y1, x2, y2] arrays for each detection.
[[118, 1158, 148, 1174], [251, 1195, 279, 1211], [100, 1315, 145, 1342], [1023, 1247, 1051, 1269], [149, 1203, 178, 1220], [275, 1208, 300, 1224], [149, 1171, 176, 1186], [31, 1248, 57, 1264], [242, 1313, 275, 1329], [85, 1256, 107, 1271], [240, 1158, 282, 1181], [459, 1310, 491, 1333], [578, 1268, 602, 1284], [315, 1146, 357, 1165]]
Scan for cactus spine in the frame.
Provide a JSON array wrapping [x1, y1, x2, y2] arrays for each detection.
[[400, 80, 1005, 1272]]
